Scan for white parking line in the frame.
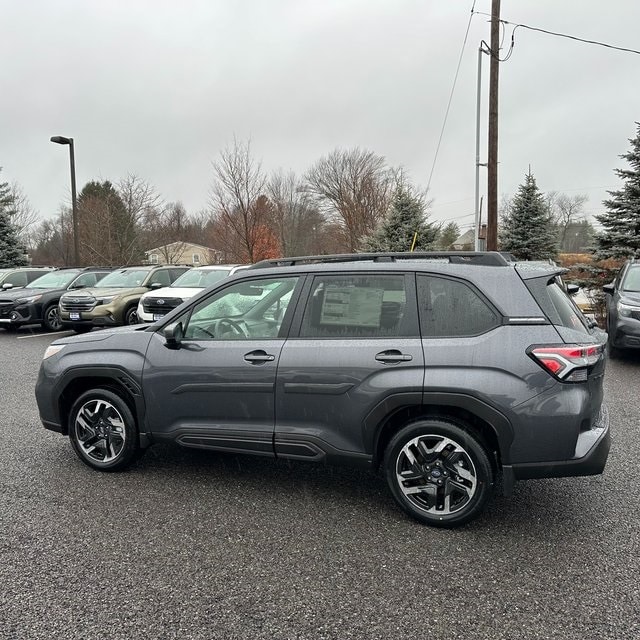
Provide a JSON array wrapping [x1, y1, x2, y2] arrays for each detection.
[[17, 331, 74, 340]]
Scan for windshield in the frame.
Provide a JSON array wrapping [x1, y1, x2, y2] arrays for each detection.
[[622, 266, 640, 292], [171, 268, 231, 288], [97, 269, 150, 288], [28, 271, 81, 289]]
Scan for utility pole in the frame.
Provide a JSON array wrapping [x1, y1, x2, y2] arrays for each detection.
[[486, 0, 500, 251]]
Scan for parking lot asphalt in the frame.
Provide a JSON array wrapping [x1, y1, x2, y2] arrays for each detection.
[[1, 327, 639, 640]]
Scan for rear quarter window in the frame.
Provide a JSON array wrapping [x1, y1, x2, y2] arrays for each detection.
[[417, 275, 500, 337], [546, 282, 590, 334]]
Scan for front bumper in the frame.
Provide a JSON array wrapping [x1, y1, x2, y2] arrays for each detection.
[[610, 317, 640, 349], [502, 404, 610, 494], [0, 303, 40, 326]]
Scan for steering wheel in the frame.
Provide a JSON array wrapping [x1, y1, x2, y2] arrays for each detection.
[[190, 325, 216, 339], [214, 318, 248, 338]]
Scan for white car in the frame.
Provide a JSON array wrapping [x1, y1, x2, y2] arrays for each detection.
[[137, 264, 246, 323]]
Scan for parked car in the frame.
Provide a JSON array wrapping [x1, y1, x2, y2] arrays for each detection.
[[137, 264, 244, 323], [604, 258, 640, 353], [0, 267, 111, 331], [58, 264, 190, 333], [0, 267, 56, 291], [36, 252, 609, 528]]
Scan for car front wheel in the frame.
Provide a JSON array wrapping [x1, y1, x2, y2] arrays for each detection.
[[42, 304, 63, 331], [124, 306, 139, 325], [68, 388, 141, 471], [384, 419, 494, 528]]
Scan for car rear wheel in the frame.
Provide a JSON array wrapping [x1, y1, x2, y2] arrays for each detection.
[[384, 419, 494, 528], [42, 304, 63, 331], [68, 389, 141, 471]]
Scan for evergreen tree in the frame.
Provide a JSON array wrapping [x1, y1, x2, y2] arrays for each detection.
[[361, 185, 438, 252], [499, 171, 557, 260], [595, 122, 640, 258], [436, 221, 460, 250], [0, 169, 28, 267]]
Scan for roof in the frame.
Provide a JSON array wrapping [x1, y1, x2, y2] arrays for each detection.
[[144, 241, 217, 253]]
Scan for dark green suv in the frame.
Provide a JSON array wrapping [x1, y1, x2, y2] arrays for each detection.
[[58, 265, 189, 332]]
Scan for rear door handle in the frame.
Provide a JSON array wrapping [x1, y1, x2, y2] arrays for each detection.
[[375, 350, 413, 363], [244, 350, 276, 363]]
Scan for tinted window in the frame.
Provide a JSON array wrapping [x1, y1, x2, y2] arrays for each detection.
[[5, 272, 27, 287], [547, 282, 590, 334], [299, 275, 412, 338], [184, 277, 298, 340], [148, 270, 171, 287], [418, 275, 499, 337]]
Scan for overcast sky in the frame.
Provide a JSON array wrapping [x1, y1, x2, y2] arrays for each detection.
[[1, 0, 639, 233]]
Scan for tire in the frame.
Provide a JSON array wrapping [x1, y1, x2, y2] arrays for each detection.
[[68, 388, 141, 471], [72, 325, 92, 334], [42, 304, 63, 332], [384, 419, 494, 528], [124, 306, 139, 325]]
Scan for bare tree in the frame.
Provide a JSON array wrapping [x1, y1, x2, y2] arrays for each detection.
[[305, 148, 395, 252], [8, 183, 39, 246], [29, 207, 73, 266], [210, 138, 268, 262], [268, 170, 324, 256], [141, 202, 192, 263], [547, 192, 589, 251]]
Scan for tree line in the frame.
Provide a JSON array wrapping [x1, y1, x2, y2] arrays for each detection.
[[3, 122, 640, 268]]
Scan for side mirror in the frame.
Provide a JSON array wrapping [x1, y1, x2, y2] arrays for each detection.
[[69, 283, 86, 290], [163, 322, 184, 349], [566, 284, 579, 296], [149, 282, 164, 290], [603, 283, 615, 295], [2, 283, 13, 290]]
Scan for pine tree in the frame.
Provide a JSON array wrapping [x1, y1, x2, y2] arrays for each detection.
[[499, 171, 557, 260], [361, 186, 438, 252], [595, 122, 640, 258], [436, 222, 460, 250], [0, 169, 28, 267]]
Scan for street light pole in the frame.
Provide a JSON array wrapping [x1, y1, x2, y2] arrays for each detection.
[[50, 135, 79, 265]]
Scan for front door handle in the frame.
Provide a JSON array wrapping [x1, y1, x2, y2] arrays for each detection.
[[375, 350, 413, 363], [244, 350, 275, 363]]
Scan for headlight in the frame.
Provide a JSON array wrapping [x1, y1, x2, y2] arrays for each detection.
[[16, 294, 42, 304], [96, 296, 117, 305], [617, 301, 640, 317], [43, 345, 65, 360]]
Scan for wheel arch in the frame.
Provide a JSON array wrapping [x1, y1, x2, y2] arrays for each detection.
[[56, 368, 148, 445], [365, 392, 514, 470]]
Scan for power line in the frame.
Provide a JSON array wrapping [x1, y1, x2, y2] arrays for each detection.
[[426, 1, 477, 195], [474, 11, 640, 56]]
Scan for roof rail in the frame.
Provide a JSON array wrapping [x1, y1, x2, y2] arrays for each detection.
[[249, 251, 510, 269]]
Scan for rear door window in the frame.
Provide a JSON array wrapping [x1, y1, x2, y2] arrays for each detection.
[[299, 274, 416, 338]]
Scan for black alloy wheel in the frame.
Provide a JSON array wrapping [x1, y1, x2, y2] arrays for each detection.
[[42, 304, 63, 331]]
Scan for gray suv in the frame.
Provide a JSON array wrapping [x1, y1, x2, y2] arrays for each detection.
[[35, 252, 610, 528]]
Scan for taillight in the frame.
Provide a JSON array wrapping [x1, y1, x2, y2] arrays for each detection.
[[528, 344, 604, 382]]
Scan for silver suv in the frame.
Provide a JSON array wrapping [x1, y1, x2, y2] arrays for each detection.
[[36, 252, 610, 528]]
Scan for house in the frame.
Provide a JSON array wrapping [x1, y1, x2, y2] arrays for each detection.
[[451, 229, 476, 251], [144, 242, 222, 266]]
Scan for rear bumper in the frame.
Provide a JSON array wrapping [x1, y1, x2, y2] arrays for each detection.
[[502, 404, 610, 494]]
